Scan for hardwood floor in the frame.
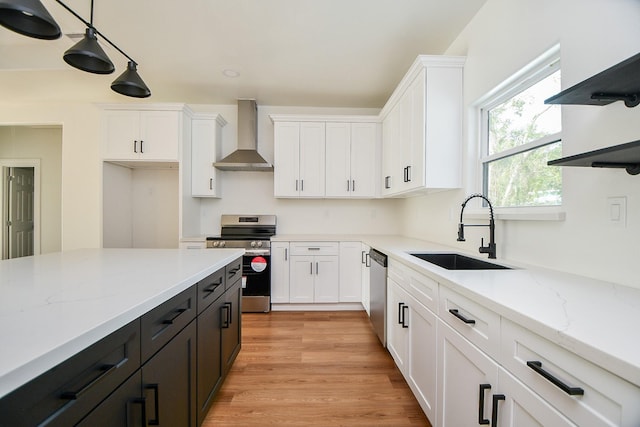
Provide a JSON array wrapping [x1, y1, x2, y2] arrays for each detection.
[[204, 311, 431, 427]]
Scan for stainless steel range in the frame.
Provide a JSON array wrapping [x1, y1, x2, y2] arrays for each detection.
[[207, 215, 276, 313]]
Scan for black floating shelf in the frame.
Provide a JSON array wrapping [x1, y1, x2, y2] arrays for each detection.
[[547, 140, 640, 175], [545, 51, 640, 107]]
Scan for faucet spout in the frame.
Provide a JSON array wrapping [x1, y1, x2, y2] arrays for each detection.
[[457, 194, 497, 259]]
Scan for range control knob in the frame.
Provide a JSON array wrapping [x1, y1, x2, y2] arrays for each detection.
[[213, 241, 219, 248], [250, 241, 257, 248], [257, 241, 263, 247]]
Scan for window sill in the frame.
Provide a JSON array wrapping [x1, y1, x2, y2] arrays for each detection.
[[462, 207, 566, 221]]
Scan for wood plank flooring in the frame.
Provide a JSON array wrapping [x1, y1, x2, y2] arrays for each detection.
[[203, 311, 431, 427]]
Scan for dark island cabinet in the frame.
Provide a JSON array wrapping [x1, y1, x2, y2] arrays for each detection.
[[0, 258, 243, 427]]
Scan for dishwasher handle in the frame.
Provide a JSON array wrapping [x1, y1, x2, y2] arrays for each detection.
[[369, 249, 387, 267]]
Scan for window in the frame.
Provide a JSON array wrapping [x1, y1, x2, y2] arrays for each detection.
[[479, 57, 562, 208]]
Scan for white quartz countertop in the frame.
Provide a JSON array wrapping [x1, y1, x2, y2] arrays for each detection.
[[274, 234, 640, 388], [0, 248, 244, 399]]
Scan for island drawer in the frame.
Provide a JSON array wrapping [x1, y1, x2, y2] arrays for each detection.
[[0, 319, 141, 427], [141, 285, 197, 363], [225, 257, 242, 289], [290, 241, 339, 256], [439, 286, 500, 360], [197, 268, 225, 313], [501, 318, 640, 427]]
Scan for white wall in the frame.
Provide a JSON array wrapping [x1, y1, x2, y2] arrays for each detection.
[[0, 126, 62, 254], [401, 0, 640, 288], [0, 103, 103, 251]]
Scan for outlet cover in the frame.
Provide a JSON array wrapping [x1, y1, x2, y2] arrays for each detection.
[[607, 196, 627, 227]]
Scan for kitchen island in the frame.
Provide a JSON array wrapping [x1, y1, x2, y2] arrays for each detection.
[[0, 248, 243, 417]]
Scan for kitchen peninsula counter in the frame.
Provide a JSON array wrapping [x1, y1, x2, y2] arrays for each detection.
[[0, 248, 244, 399]]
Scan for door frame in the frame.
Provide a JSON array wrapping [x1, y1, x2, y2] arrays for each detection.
[[1, 159, 41, 259]]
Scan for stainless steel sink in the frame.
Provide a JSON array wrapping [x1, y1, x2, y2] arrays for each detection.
[[409, 252, 512, 270]]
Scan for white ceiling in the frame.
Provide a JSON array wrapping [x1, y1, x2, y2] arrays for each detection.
[[0, 0, 486, 106]]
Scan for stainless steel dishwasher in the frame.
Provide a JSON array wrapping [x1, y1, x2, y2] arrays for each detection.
[[369, 248, 387, 346]]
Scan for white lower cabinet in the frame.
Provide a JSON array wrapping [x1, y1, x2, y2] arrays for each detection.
[[339, 241, 363, 302], [387, 278, 410, 372], [437, 319, 574, 427], [289, 242, 339, 303], [270, 242, 290, 303]]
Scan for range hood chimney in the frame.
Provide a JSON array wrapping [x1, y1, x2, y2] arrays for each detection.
[[214, 99, 273, 172]]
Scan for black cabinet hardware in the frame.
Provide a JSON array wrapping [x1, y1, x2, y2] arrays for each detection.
[[491, 394, 505, 426], [162, 308, 187, 325], [221, 302, 232, 329], [126, 398, 147, 427], [398, 302, 409, 328], [384, 176, 391, 189], [449, 308, 476, 324], [145, 384, 160, 425], [401, 304, 409, 328], [61, 359, 125, 400], [140, 140, 144, 154], [478, 383, 491, 425], [526, 361, 585, 396], [133, 140, 138, 153], [203, 279, 222, 294]]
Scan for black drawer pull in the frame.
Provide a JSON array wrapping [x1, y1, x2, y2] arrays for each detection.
[[527, 361, 585, 396], [307, 247, 321, 251], [478, 383, 491, 425], [61, 357, 127, 400], [162, 308, 187, 325], [401, 304, 409, 328], [491, 394, 505, 427], [228, 266, 241, 278], [145, 384, 160, 425], [449, 308, 476, 324], [203, 279, 223, 294]]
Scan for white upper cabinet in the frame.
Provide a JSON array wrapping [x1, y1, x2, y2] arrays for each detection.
[[102, 105, 189, 162], [325, 122, 378, 198], [273, 121, 325, 198], [191, 114, 226, 198], [380, 55, 465, 197], [272, 115, 380, 199]]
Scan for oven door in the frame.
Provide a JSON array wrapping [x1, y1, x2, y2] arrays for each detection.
[[241, 254, 271, 312]]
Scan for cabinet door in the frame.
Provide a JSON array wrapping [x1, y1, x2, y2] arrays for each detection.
[[339, 241, 362, 302], [437, 319, 499, 427], [142, 320, 197, 427], [387, 279, 410, 374], [298, 122, 325, 197], [76, 371, 144, 427], [350, 122, 377, 197], [325, 122, 351, 197], [406, 70, 426, 190], [274, 121, 300, 197], [221, 279, 242, 376], [139, 111, 181, 161], [104, 110, 140, 160], [407, 295, 437, 424], [271, 242, 290, 303], [196, 296, 224, 425], [381, 102, 400, 195], [313, 255, 339, 303], [289, 255, 315, 303], [191, 118, 219, 197]]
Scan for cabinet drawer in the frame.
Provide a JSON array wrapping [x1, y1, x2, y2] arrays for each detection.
[[141, 286, 197, 363], [388, 260, 438, 313], [225, 257, 242, 289], [439, 286, 500, 359], [0, 320, 141, 427], [501, 319, 640, 427], [197, 268, 225, 313], [290, 241, 339, 256]]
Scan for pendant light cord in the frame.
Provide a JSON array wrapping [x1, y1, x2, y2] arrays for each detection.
[[54, 0, 137, 66]]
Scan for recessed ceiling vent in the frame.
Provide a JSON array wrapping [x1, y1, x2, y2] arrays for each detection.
[[213, 99, 274, 172]]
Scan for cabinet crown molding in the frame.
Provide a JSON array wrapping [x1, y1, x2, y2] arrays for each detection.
[[269, 114, 380, 124], [97, 103, 194, 116]]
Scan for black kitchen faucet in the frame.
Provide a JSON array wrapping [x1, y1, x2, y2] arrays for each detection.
[[457, 194, 496, 259]]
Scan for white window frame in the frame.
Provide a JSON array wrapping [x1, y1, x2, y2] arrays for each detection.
[[473, 45, 565, 220]]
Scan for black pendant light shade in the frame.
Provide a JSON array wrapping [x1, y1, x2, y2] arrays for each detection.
[[0, 0, 61, 39], [111, 61, 151, 98], [63, 27, 114, 74]]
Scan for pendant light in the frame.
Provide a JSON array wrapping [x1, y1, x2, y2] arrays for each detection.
[[0, 0, 61, 40], [111, 61, 150, 98], [0, 0, 151, 97], [63, 26, 114, 74]]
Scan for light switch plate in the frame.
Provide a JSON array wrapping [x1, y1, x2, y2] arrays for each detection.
[[607, 196, 627, 227]]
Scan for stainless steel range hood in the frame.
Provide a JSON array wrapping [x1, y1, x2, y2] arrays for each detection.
[[214, 99, 274, 172]]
